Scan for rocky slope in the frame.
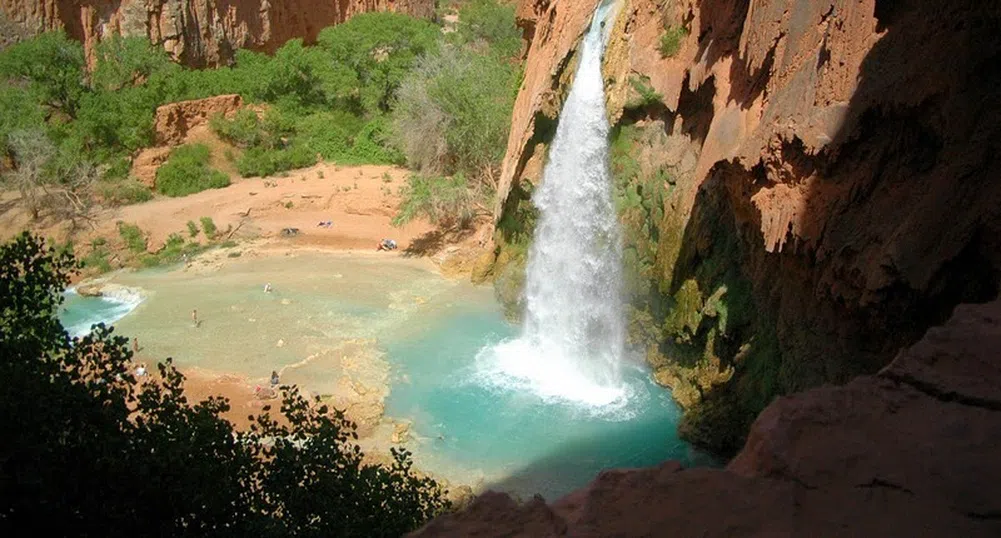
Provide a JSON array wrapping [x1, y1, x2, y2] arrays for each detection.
[[0, 0, 434, 66], [490, 0, 1001, 454], [410, 299, 1001, 536]]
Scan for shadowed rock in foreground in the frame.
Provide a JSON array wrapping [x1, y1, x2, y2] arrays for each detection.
[[411, 300, 1001, 536]]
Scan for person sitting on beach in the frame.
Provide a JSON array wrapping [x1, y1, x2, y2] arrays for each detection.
[[377, 238, 398, 251], [264, 282, 272, 293], [135, 363, 147, 377], [270, 370, 280, 388]]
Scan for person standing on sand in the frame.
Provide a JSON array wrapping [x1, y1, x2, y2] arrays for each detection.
[[270, 370, 280, 388], [192, 308, 200, 328], [132, 338, 139, 355]]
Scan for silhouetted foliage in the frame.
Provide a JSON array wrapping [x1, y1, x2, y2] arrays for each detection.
[[0, 233, 449, 536]]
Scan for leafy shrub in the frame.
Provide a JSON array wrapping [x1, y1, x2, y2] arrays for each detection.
[[0, 82, 46, 156], [140, 233, 206, 267], [81, 246, 113, 273], [236, 145, 316, 177], [393, 173, 478, 230], [345, 116, 405, 164], [117, 222, 146, 254], [155, 144, 230, 197], [210, 109, 266, 148], [451, 0, 523, 58], [97, 178, 153, 206], [293, 110, 364, 160], [659, 25, 689, 58], [626, 76, 663, 109], [392, 46, 517, 177], [186, 220, 199, 237], [199, 216, 217, 239]]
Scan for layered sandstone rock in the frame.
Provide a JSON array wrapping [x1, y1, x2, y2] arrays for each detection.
[[411, 300, 1001, 536], [153, 93, 242, 146], [495, 0, 1001, 453], [0, 0, 435, 66]]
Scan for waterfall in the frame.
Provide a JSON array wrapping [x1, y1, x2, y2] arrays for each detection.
[[479, 2, 627, 407]]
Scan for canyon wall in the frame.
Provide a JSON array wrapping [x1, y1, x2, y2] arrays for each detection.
[[490, 0, 1001, 454], [0, 0, 435, 66]]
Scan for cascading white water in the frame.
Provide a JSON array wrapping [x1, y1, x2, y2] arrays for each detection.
[[479, 2, 628, 407]]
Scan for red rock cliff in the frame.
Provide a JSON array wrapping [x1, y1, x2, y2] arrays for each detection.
[[494, 0, 1001, 454], [0, 0, 435, 66]]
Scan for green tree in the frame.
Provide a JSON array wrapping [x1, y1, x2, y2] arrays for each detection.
[[0, 82, 46, 157], [392, 46, 517, 178], [452, 0, 523, 59], [0, 232, 449, 536], [393, 173, 479, 230], [0, 31, 85, 116], [90, 36, 176, 92], [155, 144, 231, 197], [317, 13, 440, 114], [242, 40, 331, 108]]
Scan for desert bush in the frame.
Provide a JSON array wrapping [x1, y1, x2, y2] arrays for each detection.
[[392, 46, 517, 177], [155, 144, 230, 197], [659, 25, 689, 58], [626, 76, 664, 109], [393, 173, 479, 230], [199, 216, 218, 239], [210, 109, 266, 148], [117, 222, 146, 254], [96, 178, 153, 206], [236, 145, 316, 178], [451, 0, 523, 59]]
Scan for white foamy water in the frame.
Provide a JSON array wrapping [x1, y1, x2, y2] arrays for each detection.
[[479, 2, 627, 408], [62, 286, 145, 338]]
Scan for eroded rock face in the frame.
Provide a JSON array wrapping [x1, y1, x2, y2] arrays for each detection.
[[496, 0, 1001, 453], [410, 300, 1001, 536], [0, 0, 435, 67], [153, 93, 243, 146], [492, 0, 600, 218]]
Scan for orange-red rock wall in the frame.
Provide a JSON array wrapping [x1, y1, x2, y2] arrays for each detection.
[[496, 0, 1001, 453], [0, 0, 435, 66]]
